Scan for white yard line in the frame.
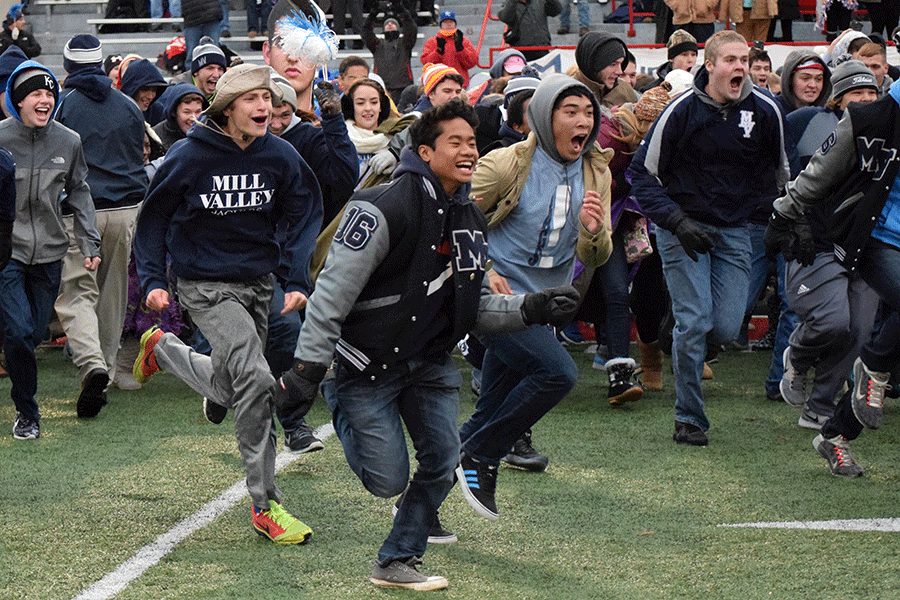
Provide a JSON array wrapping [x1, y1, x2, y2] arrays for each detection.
[[71, 423, 335, 600], [720, 518, 900, 532]]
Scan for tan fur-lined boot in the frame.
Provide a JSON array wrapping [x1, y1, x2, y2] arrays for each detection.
[[638, 340, 663, 391]]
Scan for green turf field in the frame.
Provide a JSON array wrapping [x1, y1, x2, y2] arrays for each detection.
[[2, 346, 899, 600]]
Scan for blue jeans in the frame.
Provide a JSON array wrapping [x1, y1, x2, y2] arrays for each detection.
[[744, 223, 771, 315], [327, 355, 461, 565], [597, 228, 632, 358], [0, 260, 63, 421], [246, 0, 272, 33], [858, 240, 900, 372], [150, 0, 181, 18], [219, 0, 230, 32], [266, 283, 302, 432], [657, 225, 751, 431], [459, 325, 577, 464], [766, 253, 798, 397], [559, 0, 589, 28], [184, 22, 220, 65]]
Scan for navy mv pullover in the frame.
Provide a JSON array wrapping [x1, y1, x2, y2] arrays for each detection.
[[134, 117, 323, 298], [628, 66, 790, 230]]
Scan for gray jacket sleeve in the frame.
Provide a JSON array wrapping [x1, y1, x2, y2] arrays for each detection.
[[773, 110, 857, 221], [294, 201, 391, 366], [472, 275, 529, 334], [66, 139, 100, 258]]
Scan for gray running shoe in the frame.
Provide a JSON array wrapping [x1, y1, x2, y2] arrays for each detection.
[[780, 347, 809, 408], [798, 405, 832, 430], [813, 433, 863, 478], [370, 558, 448, 591], [851, 358, 889, 429]]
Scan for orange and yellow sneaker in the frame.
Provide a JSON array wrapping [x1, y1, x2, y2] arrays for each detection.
[[133, 326, 164, 384], [252, 500, 312, 545]]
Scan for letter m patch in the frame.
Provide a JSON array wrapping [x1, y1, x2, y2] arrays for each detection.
[[857, 136, 898, 182], [452, 230, 487, 272]]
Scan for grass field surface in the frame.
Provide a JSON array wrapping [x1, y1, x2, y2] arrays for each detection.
[[2, 346, 899, 600]]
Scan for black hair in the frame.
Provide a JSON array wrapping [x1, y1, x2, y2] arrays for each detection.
[[552, 86, 592, 112], [506, 88, 535, 129], [623, 50, 635, 70], [339, 55, 369, 76], [409, 99, 479, 150], [748, 48, 771, 68]]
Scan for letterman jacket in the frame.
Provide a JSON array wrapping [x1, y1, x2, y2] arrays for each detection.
[[295, 147, 529, 375], [774, 87, 900, 275]]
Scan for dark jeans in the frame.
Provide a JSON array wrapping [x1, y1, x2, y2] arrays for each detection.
[[0, 259, 63, 421], [245, 0, 272, 33], [266, 283, 302, 432], [460, 325, 577, 464], [326, 354, 461, 565]]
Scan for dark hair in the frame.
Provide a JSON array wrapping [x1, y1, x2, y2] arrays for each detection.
[[506, 88, 535, 129], [409, 99, 479, 149], [552, 86, 592, 111], [623, 50, 635, 70], [748, 48, 771, 69], [340, 78, 391, 124], [339, 55, 369, 76], [847, 37, 869, 55]]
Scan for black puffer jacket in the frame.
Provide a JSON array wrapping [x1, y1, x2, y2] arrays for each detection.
[[498, 0, 562, 48], [181, 0, 222, 28]]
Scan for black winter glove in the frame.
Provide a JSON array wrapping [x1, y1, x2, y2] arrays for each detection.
[[273, 359, 328, 423], [436, 35, 446, 53], [521, 285, 580, 328], [764, 210, 815, 266], [0, 220, 11, 271], [312, 80, 341, 116], [454, 29, 464, 51], [670, 213, 714, 261]]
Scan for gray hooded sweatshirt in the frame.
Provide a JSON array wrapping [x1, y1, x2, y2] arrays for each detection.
[[776, 50, 833, 114]]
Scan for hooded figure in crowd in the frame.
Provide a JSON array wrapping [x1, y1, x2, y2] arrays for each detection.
[[151, 82, 208, 150], [567, 31, 635, 108], [120, 58, 169, 120], [776, 49, 833, 114]]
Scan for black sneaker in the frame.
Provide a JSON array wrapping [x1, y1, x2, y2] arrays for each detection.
[[502, 429, 548, 472], [455, 452, 498, 521], [13, 413, 39, 440], [203, 397, 228, 425], [606, 357, 643, 406], [798, 404, 832, 430], [284, 420, 324, 453], [77, 368, 109, 418], [673, 421, 708, 446], [813, 433, 863, 478], [391, 491, 458, 544]]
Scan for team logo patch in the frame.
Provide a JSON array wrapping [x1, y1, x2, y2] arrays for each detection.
[[739, 110, 755, 139], [857, 136, 898, 182]]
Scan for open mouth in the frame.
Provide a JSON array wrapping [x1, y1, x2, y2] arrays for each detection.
[[251, 116, 268, 125], [455, 160, 475, 173], [571, 134, 587, 152], [730, 76, 743, 92]]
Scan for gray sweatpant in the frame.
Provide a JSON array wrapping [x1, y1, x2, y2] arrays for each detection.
[[785, 253, 879, 414], [154, 275, 280, 509]]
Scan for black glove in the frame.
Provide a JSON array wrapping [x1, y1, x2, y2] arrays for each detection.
[[312, 80, 341, 116], [436, 35, 446, 53], [521, 285, 580, 328], [764, 210, 815, 266], [670, 213, 714, 261], [0, 220, 11, 271], [273, 359, 328, 423], [454, 29, 464, 51]]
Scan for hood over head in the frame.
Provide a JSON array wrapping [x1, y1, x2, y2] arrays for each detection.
[[489, 48, 527, 79], [779, 49, 832, 111], [5, 60, 59, 122], [526, 73, 601, 164], [120, 58, 168, 99], [575, 32, 627, 85]]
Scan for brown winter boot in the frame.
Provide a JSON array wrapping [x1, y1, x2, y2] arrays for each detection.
[[638, 340, 663, 391]]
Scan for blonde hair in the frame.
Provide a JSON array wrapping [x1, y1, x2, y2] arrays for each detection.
[[858, 42, 887, 62], [703, 30, 747, 65]]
